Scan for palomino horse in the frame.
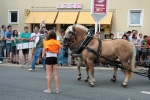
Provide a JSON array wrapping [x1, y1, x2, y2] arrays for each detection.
[[63, 24, 136, 87]]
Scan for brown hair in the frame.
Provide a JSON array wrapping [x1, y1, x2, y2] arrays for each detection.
[[42, 26, 46, 29], [24, 26, 28, 30], [132, 34, 137, 39], [59, 29, 64, 33], [46, 30, 56, 40], [39, 29, 44, 34]]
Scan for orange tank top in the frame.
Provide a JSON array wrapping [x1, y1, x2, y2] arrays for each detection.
[[43, 39, 60, 53]]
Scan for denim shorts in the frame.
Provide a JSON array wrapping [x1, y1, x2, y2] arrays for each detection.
[[6, 43, 11, 53]]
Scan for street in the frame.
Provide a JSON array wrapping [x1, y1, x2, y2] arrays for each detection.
[[0, 66, 150, 100]]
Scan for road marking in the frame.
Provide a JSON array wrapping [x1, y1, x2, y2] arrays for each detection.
[[141, 91, 150, 94]]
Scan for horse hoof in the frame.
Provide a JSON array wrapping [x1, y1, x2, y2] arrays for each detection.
[[78, 78, 81, 81], [110, 79, 116, 82], [84, 80, 88, 82], [121, 84, 127, 88], [89, 84, 95, 87]]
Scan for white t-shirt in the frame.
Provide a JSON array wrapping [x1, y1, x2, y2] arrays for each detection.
[[131, 39, 138, 45], [31, 33, 40, 39], [46, 51, 57, 57]]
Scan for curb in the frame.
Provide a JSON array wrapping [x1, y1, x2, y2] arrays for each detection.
[[0, 63, 148, 71]]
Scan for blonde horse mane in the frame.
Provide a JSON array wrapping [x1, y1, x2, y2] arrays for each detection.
[[64, 24, 89, 38], [74, 24, 89, 32]]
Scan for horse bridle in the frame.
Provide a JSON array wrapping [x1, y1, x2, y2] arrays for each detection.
[[63, 26, 76, 46]]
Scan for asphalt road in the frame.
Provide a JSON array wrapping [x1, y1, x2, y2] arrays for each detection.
[[0, 66, 150, 100]]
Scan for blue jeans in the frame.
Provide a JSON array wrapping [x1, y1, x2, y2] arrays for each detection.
[[0, 46, 4, 61], [6, 43, 11, 54], [30, 48, 46, 70]]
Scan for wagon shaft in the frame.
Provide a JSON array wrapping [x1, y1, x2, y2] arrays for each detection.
[[148, 68, 150, 80]]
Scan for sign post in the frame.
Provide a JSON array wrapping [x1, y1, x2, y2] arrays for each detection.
[[91, 0, 109, 34]]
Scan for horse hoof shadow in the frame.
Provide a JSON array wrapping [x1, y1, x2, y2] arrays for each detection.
[[84, 80, 88, 82], [121, 84, 127, 88], [89, 84, 95, 87], [78, 78, 81, 81], [110, 79, 116, 82]]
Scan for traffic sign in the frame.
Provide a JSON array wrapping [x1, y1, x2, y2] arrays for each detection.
[[91, 0, 109, 33]]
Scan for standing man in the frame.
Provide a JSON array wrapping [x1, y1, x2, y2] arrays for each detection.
[[0, 25, 6, 63], [28, 29, 46, 71], [31, 28, 40, 65], [42, 26, 47, 37], [1, 25, 6, 58], [5, 25, 13, 62], [20, 26, 31, 66], [136, 33, 143, 62]]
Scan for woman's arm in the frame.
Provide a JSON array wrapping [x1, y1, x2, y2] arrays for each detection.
[[42, 48, 46, 58], [57, 47, 61, 55]]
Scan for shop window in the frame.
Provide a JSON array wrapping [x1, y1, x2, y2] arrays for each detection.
[[128, 9, 144, 27], [8, 10, 19, 25]]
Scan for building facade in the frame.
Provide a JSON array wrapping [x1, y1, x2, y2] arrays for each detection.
[[0, 0, 150, 38]]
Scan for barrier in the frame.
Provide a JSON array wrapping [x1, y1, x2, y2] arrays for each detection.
[[135, 46, 150, 67]]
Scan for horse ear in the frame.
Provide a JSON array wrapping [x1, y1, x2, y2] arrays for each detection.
[[72, 25, 75, 32]]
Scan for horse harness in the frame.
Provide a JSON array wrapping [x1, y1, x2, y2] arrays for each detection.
[[69, 27, 150, 78], [72, 29, 102, 64]]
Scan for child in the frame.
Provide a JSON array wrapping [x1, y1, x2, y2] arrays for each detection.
[[11, 30, 20, 64], [43, 30, 61, 93]]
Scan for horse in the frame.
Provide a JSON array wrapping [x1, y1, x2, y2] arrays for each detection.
[[63, 24, 136, 87]]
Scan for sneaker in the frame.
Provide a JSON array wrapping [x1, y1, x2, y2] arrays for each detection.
[[0, 61, 3, 64], [43, 90, 51, 94], [23, 62, 26, 65], [26, 63, 29, 66], [53, 90, 59, 93], [28, 68, 34, 71], [35, 63, 39, 65]]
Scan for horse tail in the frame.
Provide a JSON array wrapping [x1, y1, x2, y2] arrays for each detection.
[[129, 42, 136, 80]]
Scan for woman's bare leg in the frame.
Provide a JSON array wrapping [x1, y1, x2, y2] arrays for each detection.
[[46, 65, 53, 91], [52, 64, 59, 90]]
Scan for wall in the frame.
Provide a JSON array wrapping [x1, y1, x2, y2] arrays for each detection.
[[0, 0, 150, 36]]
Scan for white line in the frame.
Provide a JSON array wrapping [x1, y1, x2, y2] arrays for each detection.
[[141, 91, 150, 94]]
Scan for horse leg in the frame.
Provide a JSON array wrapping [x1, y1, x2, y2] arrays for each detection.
[[87, 60, 95, 87], [121, 62, 130, 87], [111, 67, 118, 82], [84, 59, 90, 82], [77, 57, 82, 80]]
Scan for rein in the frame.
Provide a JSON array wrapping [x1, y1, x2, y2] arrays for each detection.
[[73, 35, 87, 46]]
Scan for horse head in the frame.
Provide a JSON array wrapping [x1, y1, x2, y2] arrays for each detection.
[[62, 24, 89, 50]]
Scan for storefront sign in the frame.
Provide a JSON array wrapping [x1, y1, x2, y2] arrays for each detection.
[[57, 4, 82, 9], [117, 32, 124, 38], [94, 0, 107, 14]]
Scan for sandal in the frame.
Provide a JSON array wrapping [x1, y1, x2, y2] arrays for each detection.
[[43, 89, 51, 94], [53, 90, 59, 93]]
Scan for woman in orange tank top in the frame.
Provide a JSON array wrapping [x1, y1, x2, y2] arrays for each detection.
[[42, 30, 61, 93]]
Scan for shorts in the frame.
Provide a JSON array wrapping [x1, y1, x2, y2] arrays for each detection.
[[22, 49, 29, 54], [12, 46, 19, 54], [46, 57, 57, 65], [32, 48, 36, 55], [6, 43, 11, 54]]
